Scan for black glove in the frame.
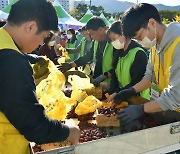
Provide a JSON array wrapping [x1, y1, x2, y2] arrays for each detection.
[[118, 105, 145, 124], [113, 87, 136, 104], [120, 119, 143, 133], [59, 62, 72, 73], [92, 74, 107, 87]]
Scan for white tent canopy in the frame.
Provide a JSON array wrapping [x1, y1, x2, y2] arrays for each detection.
[[86, 9, 93, 15], [109, 16, 115, 24], [100, 13, 111, 26], [0, 10, 8, 19]]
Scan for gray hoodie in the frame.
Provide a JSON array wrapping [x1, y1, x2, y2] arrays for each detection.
[[144, 22, 180, 111]]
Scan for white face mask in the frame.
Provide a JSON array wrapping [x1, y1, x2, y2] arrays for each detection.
[[139, 26, 156, 49], [67, 34, 72, 39], [48, 40, 55, 46], [111, 39, 124, 49]]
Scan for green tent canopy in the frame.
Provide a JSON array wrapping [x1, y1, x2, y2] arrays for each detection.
[[100, 13, 111, 27], [109, 16, 115, 24], [53, 0, 72, 19], [0, 10, 8, 19], [3, 0, 17, 13], [79, 9, 93, 24]]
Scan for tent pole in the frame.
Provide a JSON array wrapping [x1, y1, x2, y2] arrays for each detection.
[[90, 0, 91, 8]]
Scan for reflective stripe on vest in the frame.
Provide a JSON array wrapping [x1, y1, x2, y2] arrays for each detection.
[[115, 47, 150, 100], [66, 40, 77, 61], [152, 36, 180, 112], [93, 41, 113, 84], [0, 28, 30, 154]]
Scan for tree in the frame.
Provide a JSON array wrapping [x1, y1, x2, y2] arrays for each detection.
[[113, 12, 123, 20], [69, 3, 88, 20], [159, 10, 180, 22], [69, 9, 80, 20], [90, 5, 105, 16], [69, 3, 111, 20]]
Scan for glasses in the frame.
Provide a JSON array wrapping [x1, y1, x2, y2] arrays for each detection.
[[135, 28, 147, 41]]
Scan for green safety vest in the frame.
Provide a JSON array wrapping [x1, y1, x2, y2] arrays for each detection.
[[80, 37, 92, 57], [93, 41, 113, 84], [115, 47, 150, 100], [66, 40, 77, 62]]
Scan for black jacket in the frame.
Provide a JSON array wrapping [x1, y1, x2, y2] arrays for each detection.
[[0, 49, 69, 144]]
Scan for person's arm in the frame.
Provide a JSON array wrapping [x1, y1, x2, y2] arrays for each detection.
[[109, 70, 120, 94], [74, 42, 95, 67], [60, 42, 95, 72], [0, 51, 72, 144], [92, 70, 112, 87], [122, 51, 148, 90], [144, 101, 163, 113], [136, 44, 180, 113], [155, 44, 180, 111], [67, 43, 82, 54], [132, 50, 153, 93], [133, 77, 152, 93], [117, 100, 163, 124], [113, 75, 152, 105], [112, 50, 151, 99], [143, 51, 156, 83]]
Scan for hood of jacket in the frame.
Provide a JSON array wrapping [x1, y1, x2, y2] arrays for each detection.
[[158, 22, 180, 52]]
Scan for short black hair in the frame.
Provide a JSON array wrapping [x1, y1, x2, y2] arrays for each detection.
[[86, 16, 106, 31], [122, 3, 162, 38], [44, 31, 54, 45], [81, 26, 87, 32], [108, 21, 123, 36], [7, 0, 58, 33], [78, 28, 82, 32]]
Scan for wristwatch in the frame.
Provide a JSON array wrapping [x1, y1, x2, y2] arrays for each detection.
[[103, 72, 109, 78]]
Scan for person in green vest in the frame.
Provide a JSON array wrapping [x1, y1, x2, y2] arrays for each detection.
[[113, 3, 180, 126], [65, 28, 79, 61], [66, 26, 93, 74], [60, 17, 113, 85], [66, 26, 92, 57], [0, 0, 80, 153], [76, 28, 84, 43], [106, 21, 149, 102]]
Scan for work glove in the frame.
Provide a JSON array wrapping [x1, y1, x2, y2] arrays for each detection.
[[92, 74, 107, 87], [118, 105, 145, 124], [120, 119, 143, 133], [59, 62, 72, 73], [113, 87, 136, 104]]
